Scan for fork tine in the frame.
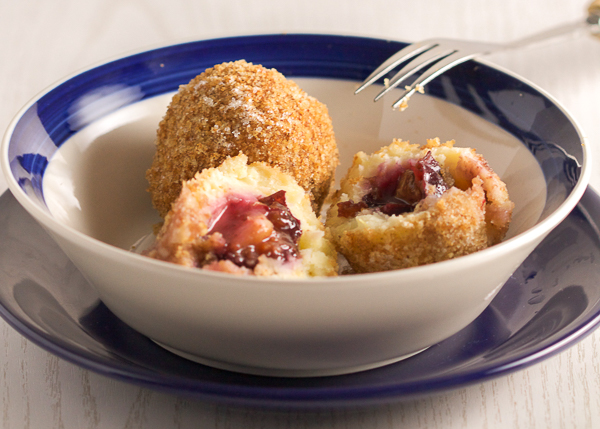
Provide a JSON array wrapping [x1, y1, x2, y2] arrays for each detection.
[[354, 40, 438, 94], [390, 87, 419, 111], [373, 46, 456, 101], [390, 51, 480, 109]]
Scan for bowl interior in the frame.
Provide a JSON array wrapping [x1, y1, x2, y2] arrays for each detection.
[[3, 35, 586, 254]]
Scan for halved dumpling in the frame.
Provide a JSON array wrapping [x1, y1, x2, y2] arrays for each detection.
[[144, 154, 338, 278], [325, 138, 514, 273]]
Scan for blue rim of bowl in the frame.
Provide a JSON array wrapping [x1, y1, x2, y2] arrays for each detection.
[[0, 34, 594, 406], [2, 34, 590, 284]]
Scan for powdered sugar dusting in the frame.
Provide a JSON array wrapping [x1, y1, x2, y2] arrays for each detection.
[[147, 59, 339, 218]]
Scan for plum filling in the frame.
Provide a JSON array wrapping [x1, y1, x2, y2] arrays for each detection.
[[337, 151, 449, 218], [206, 190, 302, 269]]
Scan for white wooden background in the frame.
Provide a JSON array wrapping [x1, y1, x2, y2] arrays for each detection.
[[2, 0, 600, 427]]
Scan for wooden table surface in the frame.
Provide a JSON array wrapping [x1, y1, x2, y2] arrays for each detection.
[[2, 0, 600, 427]]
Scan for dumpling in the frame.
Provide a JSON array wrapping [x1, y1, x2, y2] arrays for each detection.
[[146, 60, 339, 218], [144, 154, 338, 278], [325, 138, 514, 273]]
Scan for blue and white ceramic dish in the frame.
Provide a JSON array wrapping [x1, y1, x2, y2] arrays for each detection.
[[0, 35, 591, 378], [1, 189, 600, 407]]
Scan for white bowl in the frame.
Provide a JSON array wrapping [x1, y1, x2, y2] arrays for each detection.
[[1, 34, 590, 376]]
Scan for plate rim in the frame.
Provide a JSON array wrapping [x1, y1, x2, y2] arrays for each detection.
[[2, 187, 600, 407]]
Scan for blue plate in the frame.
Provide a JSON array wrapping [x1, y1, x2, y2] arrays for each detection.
[[1, 188, 600, 407], [0, 34, 597, 407]]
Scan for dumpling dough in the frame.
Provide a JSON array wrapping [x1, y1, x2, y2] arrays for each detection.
[[325, 138, 514, 273], [145, 154, 338, 278]]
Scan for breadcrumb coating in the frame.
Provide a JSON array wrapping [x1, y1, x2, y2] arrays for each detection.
[[144, 154, 338, 278], [146, 60, 339, 218], [326, 138, 514, 273]]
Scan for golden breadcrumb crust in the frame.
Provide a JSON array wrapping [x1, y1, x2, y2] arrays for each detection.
[[145, 154, 338, 278], [326, 138, 514, 273], [146, 60, 339, 218], [330, 184, 488, 272]]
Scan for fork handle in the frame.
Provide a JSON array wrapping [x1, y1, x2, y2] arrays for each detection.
[[502, 21, 592, 52], [501, 2, 600, 52]]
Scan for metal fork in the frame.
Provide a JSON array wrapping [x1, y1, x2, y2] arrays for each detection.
[[356, 1, 600, 110]]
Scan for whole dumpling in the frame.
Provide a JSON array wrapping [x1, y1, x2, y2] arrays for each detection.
[[146, 60, 339, 218]]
